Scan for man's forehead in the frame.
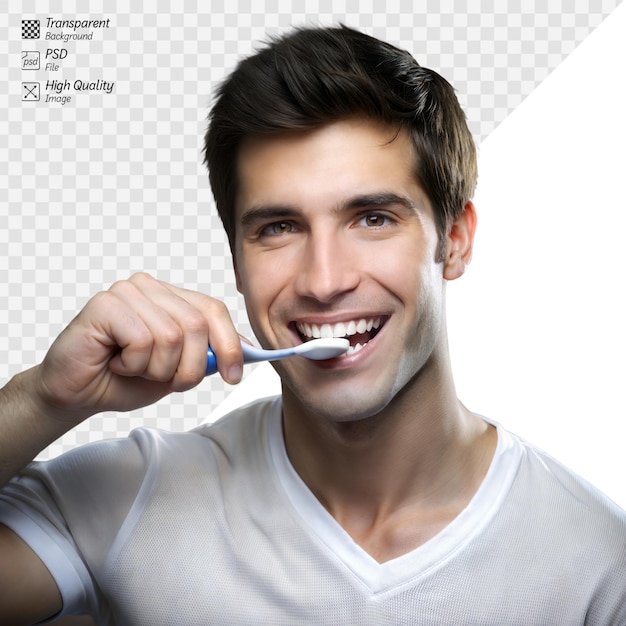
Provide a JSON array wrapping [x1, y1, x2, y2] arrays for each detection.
[[237, 119, 415, 167], [234, 119, 419, 208]]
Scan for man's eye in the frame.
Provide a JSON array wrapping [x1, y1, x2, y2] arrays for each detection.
[[361, 213, 389, 228], [261, 221, 295, 236]]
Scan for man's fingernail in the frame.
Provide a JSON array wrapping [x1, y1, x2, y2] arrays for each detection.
[[227, 364, 243, 384]]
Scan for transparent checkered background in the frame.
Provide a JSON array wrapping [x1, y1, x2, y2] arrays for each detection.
[[0, 0, 622, 458]]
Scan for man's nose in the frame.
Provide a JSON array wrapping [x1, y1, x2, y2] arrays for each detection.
[[294, 231, 360, 303]]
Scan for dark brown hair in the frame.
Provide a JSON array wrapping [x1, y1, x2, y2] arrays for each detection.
[[204, 25, 477, 259]]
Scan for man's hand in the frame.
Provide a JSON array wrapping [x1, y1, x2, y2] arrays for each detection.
[[0, 272, 243, 487], [34, 273, 244, 425]]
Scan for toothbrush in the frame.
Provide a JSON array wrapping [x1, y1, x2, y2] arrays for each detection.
[[206, 338, 350, 376]]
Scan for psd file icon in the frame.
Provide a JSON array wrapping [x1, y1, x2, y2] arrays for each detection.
[[22, 19, 40, 39], [22, 51, 40, 70]]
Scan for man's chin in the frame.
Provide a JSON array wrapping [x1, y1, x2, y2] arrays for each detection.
[[281, 378, 395, 426]]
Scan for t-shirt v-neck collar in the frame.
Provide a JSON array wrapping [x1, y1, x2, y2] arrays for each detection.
[[266, 399, 522, 594]]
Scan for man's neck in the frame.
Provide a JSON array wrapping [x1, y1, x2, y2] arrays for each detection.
[[280, 352, 497, 562]]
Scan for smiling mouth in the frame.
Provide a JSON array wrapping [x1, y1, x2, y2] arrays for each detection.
[[294, 316, 387, 356]]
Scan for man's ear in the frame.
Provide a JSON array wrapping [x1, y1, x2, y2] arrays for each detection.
[[443, 201, 477, 281]]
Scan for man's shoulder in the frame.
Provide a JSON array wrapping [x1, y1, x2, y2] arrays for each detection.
[[31, 395, 282, 483], [504, 427, 626, 543], [191, 395, 281, 440]]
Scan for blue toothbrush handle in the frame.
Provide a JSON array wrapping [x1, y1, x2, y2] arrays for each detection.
[[206, 347, 218, 376], [206, 342, 289, 377]]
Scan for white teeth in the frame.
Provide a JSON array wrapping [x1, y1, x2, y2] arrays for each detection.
[[333, 322, 347, 337], [346, 343, 365, 356], [295, 317, 382, 340]]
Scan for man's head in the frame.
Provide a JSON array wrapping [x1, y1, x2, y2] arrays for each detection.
[[204, 25, 476, 261]]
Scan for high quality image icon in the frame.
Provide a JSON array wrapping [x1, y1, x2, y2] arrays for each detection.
[[22, 82, 40, 101]]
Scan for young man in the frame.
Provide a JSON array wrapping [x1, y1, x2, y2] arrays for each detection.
[[1, 26, 624, 625]]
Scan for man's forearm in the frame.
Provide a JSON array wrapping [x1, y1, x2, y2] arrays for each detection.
[[0, 367, 72, 488]]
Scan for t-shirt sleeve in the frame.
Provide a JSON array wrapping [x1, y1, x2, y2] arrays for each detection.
[[0, 432, 148, 620]]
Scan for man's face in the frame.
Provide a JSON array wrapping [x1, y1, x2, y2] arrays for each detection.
[[234, 118, 454, 422]]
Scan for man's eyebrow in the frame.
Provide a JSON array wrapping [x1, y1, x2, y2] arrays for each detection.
[[341, 193, 417, 213], [239, 206, 298, 226]]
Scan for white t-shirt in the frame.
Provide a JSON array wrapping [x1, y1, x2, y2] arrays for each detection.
[[1, 397, 625, 625]]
